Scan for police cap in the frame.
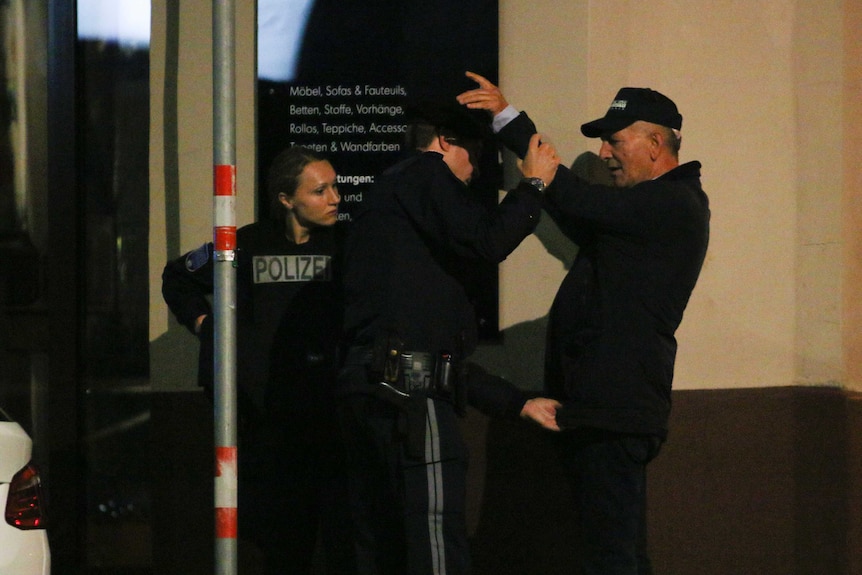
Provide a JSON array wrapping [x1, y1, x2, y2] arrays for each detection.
[[405, 98, 489, 141]]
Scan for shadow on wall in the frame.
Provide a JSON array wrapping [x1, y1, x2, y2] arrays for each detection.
[[461, 410, 580, 574], [149, 318, 200, 392], [470, 150, 609, 392], [467, 222, 577, 389], [463, 152, 611, 574]]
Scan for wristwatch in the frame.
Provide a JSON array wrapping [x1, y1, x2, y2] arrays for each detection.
[[521, 177, 546, 193]]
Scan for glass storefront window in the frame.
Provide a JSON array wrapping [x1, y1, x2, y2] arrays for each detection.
[[77, 1, 152, 572]]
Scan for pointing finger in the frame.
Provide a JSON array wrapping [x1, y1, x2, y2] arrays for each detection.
[[465, 70, 492, 88]]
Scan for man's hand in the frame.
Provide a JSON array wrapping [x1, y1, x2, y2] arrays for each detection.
[[520, 397, 562, 432], [456, 71, 509, 115], [522, 133, 560, 186]]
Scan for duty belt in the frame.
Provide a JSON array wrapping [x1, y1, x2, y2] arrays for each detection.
[[345, 344, 456, 400], [379, 351, 436, 397]]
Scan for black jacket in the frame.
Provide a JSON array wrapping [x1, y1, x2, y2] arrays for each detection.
[[162, 219, 344, 432], [341, 150, 544, 417], [498, 112, 710, 437]]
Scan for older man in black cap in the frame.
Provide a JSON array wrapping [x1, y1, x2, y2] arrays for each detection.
[[458, 73, 710, 574], [337, 98, 563, 575]]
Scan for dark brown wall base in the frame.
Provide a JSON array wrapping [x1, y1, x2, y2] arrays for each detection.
[[646, 387, 862, 575], [464, 386, 862, 575], [151, 386, 862, 574]]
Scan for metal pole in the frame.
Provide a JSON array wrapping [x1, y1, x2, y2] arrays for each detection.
[[212, 1, 238, 574]]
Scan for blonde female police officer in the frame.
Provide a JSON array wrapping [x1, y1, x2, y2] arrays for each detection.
[[162, 146, 354, 575]]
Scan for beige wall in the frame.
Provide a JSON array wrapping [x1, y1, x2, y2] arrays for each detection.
[[844, 1, 862, 388], [149, 0, 862, 392], [149, 0, 257, 390]]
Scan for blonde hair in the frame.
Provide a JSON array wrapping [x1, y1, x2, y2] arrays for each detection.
[[266, 146, 329, 221]]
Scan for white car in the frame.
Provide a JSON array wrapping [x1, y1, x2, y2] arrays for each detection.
[[0, 407, 50, 575]]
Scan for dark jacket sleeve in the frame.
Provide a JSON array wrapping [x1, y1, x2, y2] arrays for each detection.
[[495, 111, 598, 246], [393, 153, 543, 264], [161, 243, 215, 334], [496, 111, 539, 159], [161, 243, 216, 391], [463, 361, 530, 419]]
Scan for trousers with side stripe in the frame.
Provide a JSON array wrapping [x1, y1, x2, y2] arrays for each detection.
[[337, 386, 471, 575]]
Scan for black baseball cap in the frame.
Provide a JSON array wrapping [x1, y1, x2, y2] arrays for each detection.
[[405, 98, 489, 141], [580, 87, 682, 138]]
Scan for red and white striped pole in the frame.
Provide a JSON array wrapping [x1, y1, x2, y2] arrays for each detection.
[[214, 445, 238, 539], [212, 0, 238, 573], [213, 164, 237, 545]]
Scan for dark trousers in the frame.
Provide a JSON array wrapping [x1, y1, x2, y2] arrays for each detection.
[[338, 389, 471, 575], [554, 429, 663, 575], [238, 425, 356, 575]]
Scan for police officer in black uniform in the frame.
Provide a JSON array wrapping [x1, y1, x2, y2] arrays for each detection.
[[162, 146, 354, 575], [337, 99, 563, 575]]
